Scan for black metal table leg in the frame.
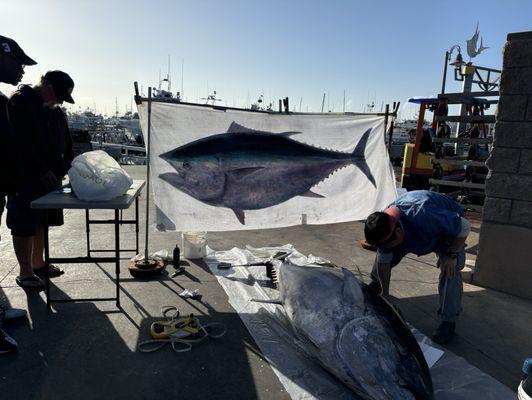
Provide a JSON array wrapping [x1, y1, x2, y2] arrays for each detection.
[[115, 209, 120, 308], [85, 209, 90, 257], [44, 222, 51, 310], [135, 196, 139, 255]]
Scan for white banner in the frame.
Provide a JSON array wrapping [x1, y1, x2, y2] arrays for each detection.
[[137, 101, 396, 231]]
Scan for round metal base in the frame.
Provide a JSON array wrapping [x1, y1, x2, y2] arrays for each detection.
[[128, 259, 165, 278]]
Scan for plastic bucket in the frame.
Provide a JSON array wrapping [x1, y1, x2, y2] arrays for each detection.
[[182, 231, 207, 259]]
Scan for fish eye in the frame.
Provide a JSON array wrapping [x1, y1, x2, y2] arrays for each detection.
[[182, 161, 191, 170]]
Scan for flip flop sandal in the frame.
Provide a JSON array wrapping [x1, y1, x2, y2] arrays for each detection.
[[34, 264, 64, 278], [15, 276, 45, 291]]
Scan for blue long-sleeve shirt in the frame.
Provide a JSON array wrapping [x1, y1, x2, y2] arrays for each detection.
[[377, 190, 464, 266]]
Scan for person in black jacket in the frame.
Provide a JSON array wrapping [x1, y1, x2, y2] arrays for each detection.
[[7, 71, 75, 290], [0, 35, 37, 354], [0, 35, 37, 240]]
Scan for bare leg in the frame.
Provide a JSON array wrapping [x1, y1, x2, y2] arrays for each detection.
[[12, 236, 34, 278], [31, 225, 45, 270]]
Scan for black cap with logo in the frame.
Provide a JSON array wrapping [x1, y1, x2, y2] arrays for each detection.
[[44, 70, 75, 104], [0, 35, 37, 65]]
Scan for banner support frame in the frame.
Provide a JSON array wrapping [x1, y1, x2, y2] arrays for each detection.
[[144, 87, 152, 262]]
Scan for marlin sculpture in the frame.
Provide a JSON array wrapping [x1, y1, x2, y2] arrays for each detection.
[[272, 262, 434, 400], [159, 122, 376, 224], [466, 23, 489, 59]]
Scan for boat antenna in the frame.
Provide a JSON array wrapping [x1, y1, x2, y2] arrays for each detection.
[[181, 59, 184, 99], [167, 55, 171, 92], [343, 90, 346, 113]]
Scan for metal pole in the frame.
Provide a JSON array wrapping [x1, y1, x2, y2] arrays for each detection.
[[85, 209, 90, 258], [441, 51, 449, 95], [115, 209, 120, 307], [135, 196, 139, 255], [384, 104, 390, 152], [44, 219, 51, 310], [385, 104, 394, 153], [455, 66, 474, 154], [144, 87, 152, 262]]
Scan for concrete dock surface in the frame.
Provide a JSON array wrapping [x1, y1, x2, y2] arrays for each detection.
[[0, 166, 530, 399]]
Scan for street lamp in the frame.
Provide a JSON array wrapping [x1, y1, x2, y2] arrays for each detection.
[[448, 45, 465, 68], [441, 44, 465, 94]]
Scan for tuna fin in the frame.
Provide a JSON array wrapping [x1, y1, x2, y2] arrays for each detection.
[[353, 128, 376, 188], [341, 268, 365, 307], [227, 122, 260, 134], [232, 208, 246, 225], [301, 190, 325, 198], [226, 167, 264, 179]]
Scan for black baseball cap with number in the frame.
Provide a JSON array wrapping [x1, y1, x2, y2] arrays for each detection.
[[0, 35, 37, 65], [44, 70, 75, 104]]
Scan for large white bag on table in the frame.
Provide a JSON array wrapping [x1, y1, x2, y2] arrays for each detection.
[[68, 150, 133, 201]]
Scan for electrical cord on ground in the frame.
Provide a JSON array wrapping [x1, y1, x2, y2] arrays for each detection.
[[138, 305, 226, 353]]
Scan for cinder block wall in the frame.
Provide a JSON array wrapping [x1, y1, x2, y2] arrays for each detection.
[[474, 31, 532, 299]]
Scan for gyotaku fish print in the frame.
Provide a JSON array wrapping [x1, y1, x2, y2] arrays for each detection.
[[160, 122, 376, 224]]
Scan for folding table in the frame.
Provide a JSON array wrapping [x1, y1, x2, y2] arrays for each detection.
[[31, 180, 145, 309]]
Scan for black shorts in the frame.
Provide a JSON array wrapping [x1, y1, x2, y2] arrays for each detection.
[[6, 183, 63, 237]]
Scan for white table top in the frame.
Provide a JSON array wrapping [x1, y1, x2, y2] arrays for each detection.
[[31, 180, 145, 210]]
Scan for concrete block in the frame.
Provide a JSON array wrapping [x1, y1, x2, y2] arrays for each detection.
[[493, 121, 532, 148], [509, 199, 532, 229], [496, 95, 528, 121], [485, 172, 532, 201], [507, 31, 532, 41], [503, 39, 532, 68], [527, 96, 532, 121], [519, 149, 532, 173], [483, 197, 512, 224], [486, 147, 520, 173], [499, 67, 532, 95], [475, 222, 532, 300]]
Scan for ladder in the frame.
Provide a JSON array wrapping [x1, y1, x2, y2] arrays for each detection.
[[428, 92, 498, 210]]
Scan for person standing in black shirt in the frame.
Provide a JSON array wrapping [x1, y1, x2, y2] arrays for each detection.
[[7, 71, 75, 290], [0, 35, 37, 354]]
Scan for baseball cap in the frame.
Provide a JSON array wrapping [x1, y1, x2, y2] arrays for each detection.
[[0, 35, 37, 65], [44, 70, 75, 104]]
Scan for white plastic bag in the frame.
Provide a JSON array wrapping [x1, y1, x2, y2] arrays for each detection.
[[68, 150, 133, 201]]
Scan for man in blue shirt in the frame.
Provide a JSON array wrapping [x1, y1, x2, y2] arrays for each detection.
[[364, 190, 470, 344]]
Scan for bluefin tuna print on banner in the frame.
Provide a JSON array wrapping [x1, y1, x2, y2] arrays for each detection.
[[137, 101, 397, 231]]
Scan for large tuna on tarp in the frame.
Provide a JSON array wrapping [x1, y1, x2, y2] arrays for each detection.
[[277, 263, 433, 400], [159, 121, 375, 224]]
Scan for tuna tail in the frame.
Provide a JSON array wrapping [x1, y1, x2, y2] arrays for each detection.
[[353, 128, 376, 188]]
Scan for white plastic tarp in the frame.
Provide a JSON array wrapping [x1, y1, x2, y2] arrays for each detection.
[[137, 102, 396, 231], [205, 245, 516, 400]]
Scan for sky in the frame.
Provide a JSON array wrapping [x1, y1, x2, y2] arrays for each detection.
[[1, 0, 531, 119]]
